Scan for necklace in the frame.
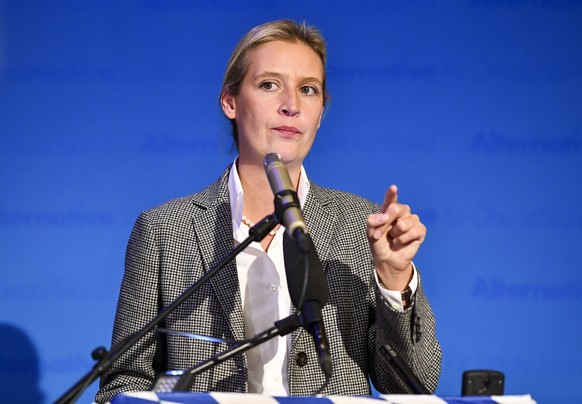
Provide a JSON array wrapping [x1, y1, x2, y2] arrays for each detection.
[[241, 215, 278, 237]]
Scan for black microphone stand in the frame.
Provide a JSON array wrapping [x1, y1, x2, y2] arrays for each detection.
[[154, 314, 301, 392], [55, 214, 279, 404], [379, 343, 430, 394]]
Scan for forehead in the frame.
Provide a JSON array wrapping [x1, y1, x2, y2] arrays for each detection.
[[245, 40, 324, 80]]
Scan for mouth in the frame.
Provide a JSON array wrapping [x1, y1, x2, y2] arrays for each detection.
[[273, 126, 302, 136]]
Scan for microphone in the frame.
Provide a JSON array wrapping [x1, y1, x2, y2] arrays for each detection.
[[264, 152, 332, 378], [263, 153, 308, 240]]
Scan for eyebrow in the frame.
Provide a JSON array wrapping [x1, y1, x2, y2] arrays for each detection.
[[254, 71, 323, 86]]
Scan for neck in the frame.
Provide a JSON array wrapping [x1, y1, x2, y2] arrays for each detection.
[[237, 156, 301, 222]]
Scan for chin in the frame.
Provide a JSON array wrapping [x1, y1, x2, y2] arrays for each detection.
[[268, 150, 298, 165]]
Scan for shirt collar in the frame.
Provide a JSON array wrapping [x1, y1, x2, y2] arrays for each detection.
[[228, 157, 310, 232]]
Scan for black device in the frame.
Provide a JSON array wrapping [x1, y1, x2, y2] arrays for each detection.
[[462, 369, 504, 396]]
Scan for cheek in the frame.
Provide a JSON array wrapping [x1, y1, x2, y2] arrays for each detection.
[[239, 101, 271, 124], [309, 112, 324, 132], [234, 106, 256, 132]]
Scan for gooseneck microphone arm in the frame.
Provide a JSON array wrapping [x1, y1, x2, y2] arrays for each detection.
[[159, 314, 301, 392], [55, 215, 279, 404]]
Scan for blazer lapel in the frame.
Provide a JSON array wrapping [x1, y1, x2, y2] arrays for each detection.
[[190, 168, 246, 341], [303, 183, 336, 271]]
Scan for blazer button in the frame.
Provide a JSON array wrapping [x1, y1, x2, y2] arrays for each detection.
[[296, 352, 308, 367]]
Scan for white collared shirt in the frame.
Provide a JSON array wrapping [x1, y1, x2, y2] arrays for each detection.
[[227, 159, 417, 395]]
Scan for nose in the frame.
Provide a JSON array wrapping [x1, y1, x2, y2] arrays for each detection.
[[279, 89, 300, 117]]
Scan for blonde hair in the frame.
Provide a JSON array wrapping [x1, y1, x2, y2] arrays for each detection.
[[220, 19, 329, 149]]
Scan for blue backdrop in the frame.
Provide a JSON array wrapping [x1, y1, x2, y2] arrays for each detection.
[[1, 1, 581, 403]]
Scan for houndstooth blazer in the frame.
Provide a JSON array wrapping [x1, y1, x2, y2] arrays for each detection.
[[96, 166, 442, 403]]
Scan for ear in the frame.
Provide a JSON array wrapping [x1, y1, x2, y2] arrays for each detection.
[[221, 91, 237, 119]]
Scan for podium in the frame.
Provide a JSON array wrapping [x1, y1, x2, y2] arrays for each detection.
[[111, 391, 536, 403]]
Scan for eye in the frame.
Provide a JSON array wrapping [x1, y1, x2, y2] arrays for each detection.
[[259, 81, 279, 91], [299, 85, 320, 96]]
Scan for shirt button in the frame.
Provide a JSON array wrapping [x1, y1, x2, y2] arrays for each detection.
[[269, 284, 276, 291], [296, 352, 308, 367]]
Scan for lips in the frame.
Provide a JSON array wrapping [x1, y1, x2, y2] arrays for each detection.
[[273, 126, 302, 135]]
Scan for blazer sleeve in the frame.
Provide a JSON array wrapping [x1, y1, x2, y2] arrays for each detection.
[[368, 271, 442, 393], [95, 211, 166, 403]]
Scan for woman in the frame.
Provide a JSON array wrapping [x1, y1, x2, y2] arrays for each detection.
[[96, 19, 441, 402]]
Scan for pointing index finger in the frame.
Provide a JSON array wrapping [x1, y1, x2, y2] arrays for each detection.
[[380, 185, 398, 213]]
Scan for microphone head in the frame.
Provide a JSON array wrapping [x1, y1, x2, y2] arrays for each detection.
[[264, 151, 308, 239], [264, 152, 292, 195], [263, 152, 282, 170]]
